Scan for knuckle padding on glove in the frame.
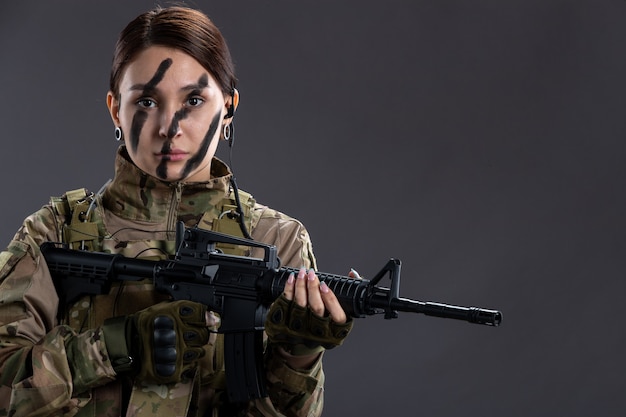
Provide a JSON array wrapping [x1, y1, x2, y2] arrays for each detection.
[[266, 294, 353, 351], [152, 316, 177, 377], [104, 300, 210, 384]]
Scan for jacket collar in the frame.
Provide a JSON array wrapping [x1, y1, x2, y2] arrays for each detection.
[[102, 145, 233, 223]]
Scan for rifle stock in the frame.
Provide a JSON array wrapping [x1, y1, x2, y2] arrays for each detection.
[[40, 222, 502, 402]]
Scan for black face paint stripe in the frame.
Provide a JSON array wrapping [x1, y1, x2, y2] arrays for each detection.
[[143, 59, 173, 94], [155, 140, 172, 179], [179, 111, 221, 180], [130, 111, 147, 154], [167, 107, 190, 139], [155, 73, 213, 180], [156, 158, 168, 179], [166, 74, 209, 139], [129, 59, 173, 154], [197, 74, 209, 89], [157, 74, 208, 179]]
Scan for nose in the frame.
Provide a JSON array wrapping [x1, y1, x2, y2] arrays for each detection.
[[159, 107, 188, 139]]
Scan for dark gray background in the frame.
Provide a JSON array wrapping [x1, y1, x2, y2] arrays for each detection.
[[2, 1, 625, 415]]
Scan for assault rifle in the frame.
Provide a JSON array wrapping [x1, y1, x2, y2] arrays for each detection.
[[41, 222, 502, 403]]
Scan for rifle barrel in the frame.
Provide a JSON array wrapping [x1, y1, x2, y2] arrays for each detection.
[[384, 297, 502, 326]]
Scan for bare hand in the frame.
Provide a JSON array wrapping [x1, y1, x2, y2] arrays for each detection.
[[283, 268, 347, 324]]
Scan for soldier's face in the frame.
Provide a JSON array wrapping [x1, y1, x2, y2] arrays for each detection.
[[107, 46, 232, 182]]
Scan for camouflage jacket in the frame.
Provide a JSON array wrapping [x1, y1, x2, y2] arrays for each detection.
[[0, 146, 324, 417]]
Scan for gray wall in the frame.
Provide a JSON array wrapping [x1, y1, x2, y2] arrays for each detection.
[[2, 1, 625, 415]]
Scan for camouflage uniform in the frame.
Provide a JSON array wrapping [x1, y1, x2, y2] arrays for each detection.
[[0, 146, 324, 417]]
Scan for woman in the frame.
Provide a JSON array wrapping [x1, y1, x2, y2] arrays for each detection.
[[0, 6, 352, 417]]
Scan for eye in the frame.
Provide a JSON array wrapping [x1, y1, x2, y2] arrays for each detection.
[[137, 98, 157, 108], [186, 96, 205, 107]]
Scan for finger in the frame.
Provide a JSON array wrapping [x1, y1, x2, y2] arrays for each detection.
[[348, 268, 361, 279], [320, 282, 347, 324], [205, 310, 221, 329], [306, 269, 325, 317], [294, 267, 308, 307], [283, 272, 295, 301]]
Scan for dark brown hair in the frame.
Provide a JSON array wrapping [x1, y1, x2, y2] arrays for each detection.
[[109, 6, 236, 96]]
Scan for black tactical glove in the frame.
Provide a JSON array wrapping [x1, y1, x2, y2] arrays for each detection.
[[102, 300, 209, 384], [265, 294, 353, 356]]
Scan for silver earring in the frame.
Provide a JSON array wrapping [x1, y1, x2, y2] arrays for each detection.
[[114, 127, 123, 141], [223, 124, 231, 142]]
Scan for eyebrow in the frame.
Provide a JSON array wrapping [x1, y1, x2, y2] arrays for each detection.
[[180, 82, 209, 93], [128, 82, 209, 92]]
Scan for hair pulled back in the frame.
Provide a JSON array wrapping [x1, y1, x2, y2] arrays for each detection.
[[109, 6, 236, 97]]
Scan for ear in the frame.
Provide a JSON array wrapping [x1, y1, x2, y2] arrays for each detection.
[[106, 91, 121, 126], [232, 88, 240, 111], [224, 88, 240, 120]]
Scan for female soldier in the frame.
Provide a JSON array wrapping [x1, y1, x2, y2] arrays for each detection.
[[0, 6, 352, 416]]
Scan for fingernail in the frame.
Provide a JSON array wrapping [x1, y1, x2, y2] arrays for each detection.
[[287, 272, 295, 284], [320, 281, 330, 293], [298, 267, 306, 279], [307, 269, 316, 281], [350, 268, 361, 279]]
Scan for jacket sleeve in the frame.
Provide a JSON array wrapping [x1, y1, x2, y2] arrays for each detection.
[[0, 207, 117, 416], [248, 205, 325, 417]]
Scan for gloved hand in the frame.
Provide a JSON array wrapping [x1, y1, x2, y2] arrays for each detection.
[[265, 293, 353, 356], [102, 300, 210, 384]]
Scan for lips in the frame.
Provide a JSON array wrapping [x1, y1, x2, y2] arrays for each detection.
[[156, 149, 188, 162]]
